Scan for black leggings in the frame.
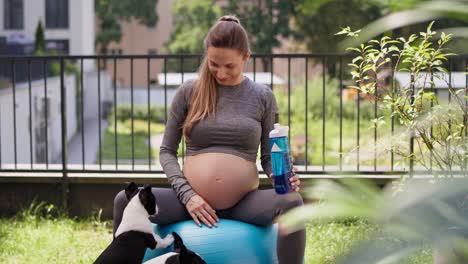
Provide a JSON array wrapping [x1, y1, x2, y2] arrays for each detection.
[[113, 188, 306, 264]]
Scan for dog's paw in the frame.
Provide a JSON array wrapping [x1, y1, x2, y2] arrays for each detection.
[[156, 234, 174, 248], [163, 234, 174, 246]]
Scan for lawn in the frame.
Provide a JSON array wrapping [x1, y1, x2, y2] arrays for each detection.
[[100, 119, 165, 163], [0, 206, 432, 264], [0, 211, 111, 264]]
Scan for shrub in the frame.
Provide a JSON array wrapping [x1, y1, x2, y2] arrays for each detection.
[[109, 105, 166, 124]]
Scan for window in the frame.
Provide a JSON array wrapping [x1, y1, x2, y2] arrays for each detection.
[[46, 39, 69, 55], [45, 0, 69, 29], [4, 0, 23, 29], [148, 49, 157, 55]]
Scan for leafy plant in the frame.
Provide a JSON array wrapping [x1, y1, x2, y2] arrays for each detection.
[[337, 22, 467, 176], [15, 200, 65, 223], [281, 22, 468, 264]]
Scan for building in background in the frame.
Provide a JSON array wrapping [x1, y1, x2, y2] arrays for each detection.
[[103, 0, 174, 87], [0, 0, 110, 165], [0, 0, 95, 71]]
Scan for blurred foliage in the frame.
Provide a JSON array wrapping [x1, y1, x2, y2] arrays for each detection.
[[166, 0, 221, 54], [95, 0, 159, 53], [274, 77, 378, 122], [281, 178, 468, 263], [164, 0, 221, 72], [294, 0, 468, 53], [273, 76, 392, 166], [224, 0, 298, 71], [337, 0, 468, 52], [293, 0, 384, 53], [109, 104, 167, 124]]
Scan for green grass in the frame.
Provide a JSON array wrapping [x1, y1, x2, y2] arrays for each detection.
[[305, 220, 376, 263], [0, 207, 112, 264], [306, 219, 433, 264], [100, 120, 165, 163], [0, 207, 432, 264]]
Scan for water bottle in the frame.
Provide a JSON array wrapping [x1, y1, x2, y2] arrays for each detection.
[[269, 123, 293, 194]]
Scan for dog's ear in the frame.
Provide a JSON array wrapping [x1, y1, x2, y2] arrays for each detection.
[[172, 232, 185, 253], [139, 184, 156, 215], [124, 182, 139, 200], [143, 184, 152, 193], [173, 232, 206, 263]]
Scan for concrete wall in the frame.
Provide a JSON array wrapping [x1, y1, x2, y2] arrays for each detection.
[[116, 87, 177, 107], [0, 75, 76, 165], [82, 70, 113, 121]]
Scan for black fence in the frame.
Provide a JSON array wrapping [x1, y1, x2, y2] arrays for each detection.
[[0, 54, 466, 178]]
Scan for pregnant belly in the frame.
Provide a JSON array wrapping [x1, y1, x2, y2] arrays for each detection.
[[183, 152, 259, 209]]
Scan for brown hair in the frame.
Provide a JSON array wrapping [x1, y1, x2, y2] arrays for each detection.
[[182, 15, 250, 137]]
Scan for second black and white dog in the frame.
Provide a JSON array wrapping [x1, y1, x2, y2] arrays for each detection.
[[143, 232, 206, 264], [94, 182, 174, 264]]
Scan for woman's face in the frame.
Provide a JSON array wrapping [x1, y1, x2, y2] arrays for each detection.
[[206, 47, 250, 86]]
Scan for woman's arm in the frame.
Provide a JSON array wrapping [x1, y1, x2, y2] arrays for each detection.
[[160, 80, 219, 227], [260, 87, 279, 178], [159, 81, 196, 205], [260, 87, 301, 192]]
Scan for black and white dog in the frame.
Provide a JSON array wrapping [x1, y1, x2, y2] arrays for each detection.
[[94, 182, 174, 264], [143, 232, 206, 264]]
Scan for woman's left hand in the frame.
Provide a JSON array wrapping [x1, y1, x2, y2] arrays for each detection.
[[269, 167, 301, 192], [289, 167, 301, 192]]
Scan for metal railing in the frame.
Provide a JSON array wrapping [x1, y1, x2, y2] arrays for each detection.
[[0, 54, 466, 177]]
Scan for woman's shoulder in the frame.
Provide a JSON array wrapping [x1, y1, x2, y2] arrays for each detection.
[[244, 77, 274, 97], [171, 79, 197, 106], [243, 78, 277, 112], [179, 79, 197, 92], [176, 79, 197, 99]]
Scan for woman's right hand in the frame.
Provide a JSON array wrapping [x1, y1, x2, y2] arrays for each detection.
[[186, 194, 219, 227]]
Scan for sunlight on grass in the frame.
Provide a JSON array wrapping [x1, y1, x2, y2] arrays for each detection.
[[0, 217, 112, 264], [305, 220, 433, 264], [305, 220, 378, 263], [100, 120, 165, 163]]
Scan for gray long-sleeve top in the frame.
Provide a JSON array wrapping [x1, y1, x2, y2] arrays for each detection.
[[159, 77, 279, 205]]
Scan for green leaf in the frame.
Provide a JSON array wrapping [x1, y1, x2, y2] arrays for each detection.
[[388, 45, 400, 52], [335, 26, 351, 35], [352, 56, 363, 64], [347, 47, 362, 53]]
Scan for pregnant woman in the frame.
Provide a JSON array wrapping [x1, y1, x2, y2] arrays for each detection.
[[113, 15, 305, 264]]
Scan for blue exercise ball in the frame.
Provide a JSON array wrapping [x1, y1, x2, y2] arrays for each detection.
[[143, 219, 278, 264]]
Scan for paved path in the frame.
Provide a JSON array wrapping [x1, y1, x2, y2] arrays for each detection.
[[66, 119, 108, 165]]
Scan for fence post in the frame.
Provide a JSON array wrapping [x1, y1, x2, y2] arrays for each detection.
[[409, 73, 415, 177], [60, 57, 69, 212]]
